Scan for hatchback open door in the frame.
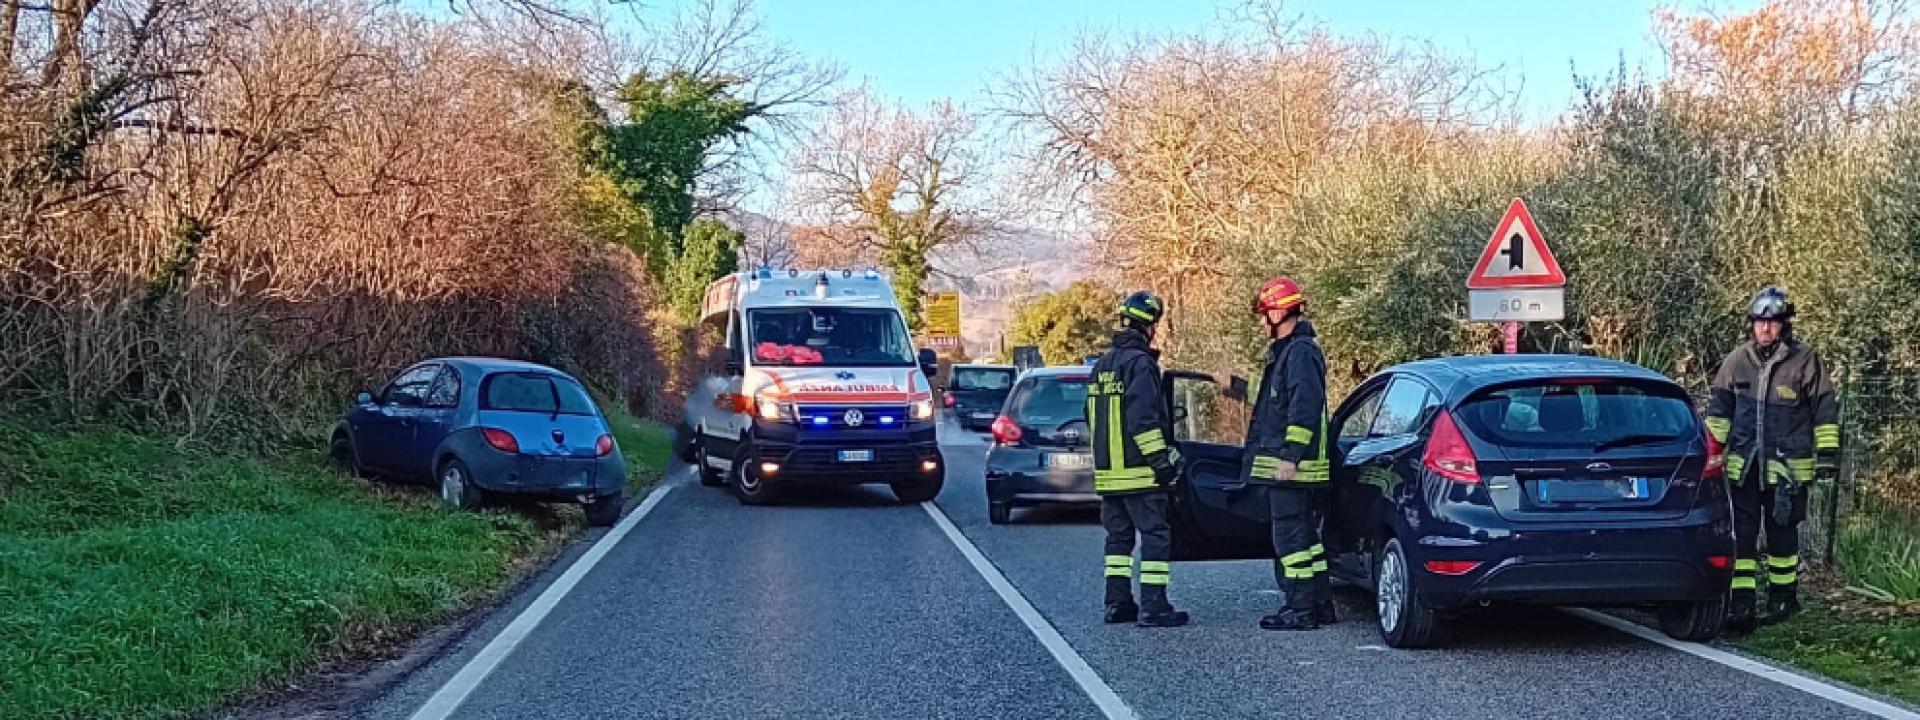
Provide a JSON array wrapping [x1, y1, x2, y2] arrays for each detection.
[[1161, 371, 1274, 561]]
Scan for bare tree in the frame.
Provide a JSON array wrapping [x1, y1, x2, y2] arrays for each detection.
[[792, 86, 993, 331]]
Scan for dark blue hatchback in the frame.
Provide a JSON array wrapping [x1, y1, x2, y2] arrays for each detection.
[[1161, 355, 1735, 647], [330, 358, 628, 526]]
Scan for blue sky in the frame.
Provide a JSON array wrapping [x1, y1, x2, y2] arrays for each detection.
[[752, 0, 1742, 125]]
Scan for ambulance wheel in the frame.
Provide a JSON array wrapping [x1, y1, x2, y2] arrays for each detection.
[[988, 502, 1013, 525], [892, 473, 943, 504], [731, 443, 777, 505], [696, 439, 726, 487]]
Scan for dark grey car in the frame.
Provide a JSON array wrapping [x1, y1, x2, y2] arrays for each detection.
[[983, 366, 1097, 524]]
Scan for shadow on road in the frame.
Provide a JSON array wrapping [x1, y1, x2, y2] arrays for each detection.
[[1004, 505, 1103, 525]]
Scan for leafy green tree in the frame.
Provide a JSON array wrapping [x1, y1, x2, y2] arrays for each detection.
[[1006, 282, 1119, 367], [667, 218, 743, 320]]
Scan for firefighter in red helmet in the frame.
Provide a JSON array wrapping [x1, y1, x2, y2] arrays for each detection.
[[1244, 277, 1335, 630]]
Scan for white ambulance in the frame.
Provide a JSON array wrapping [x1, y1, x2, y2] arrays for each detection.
[[684, 267, 945, 505]]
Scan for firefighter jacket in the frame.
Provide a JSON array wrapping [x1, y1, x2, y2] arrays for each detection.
[[1241, 321, 1330, 485], [1089, 329, 1176, 495], [1705, 338, 1840, 485]]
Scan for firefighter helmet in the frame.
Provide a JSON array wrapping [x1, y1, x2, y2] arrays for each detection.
[[1118, 290, 1165, 327], [1747, 286, 1796, 322], [1251, 277, 1306, 316]]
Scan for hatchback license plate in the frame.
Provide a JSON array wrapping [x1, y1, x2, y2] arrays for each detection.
[[1048, 452, 1093, 470], [1537, 477, 1650, 502], [838, 450, 873, 463]]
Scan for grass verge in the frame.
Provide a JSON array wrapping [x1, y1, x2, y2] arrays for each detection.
[[0, 412, 671, 720], [1734, 591, 1920, 707]]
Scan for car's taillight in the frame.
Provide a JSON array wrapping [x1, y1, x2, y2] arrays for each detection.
[[1702, 424, 1725, 481], [595, 434, 614, 457], [990, 415, 1023, 445], [1424, 560, 1483, 576], [1706, 555, 1731, 570], [482, 428, 519, 454], [1422, 410, 1480, 484], [943, 394, 956, 408]]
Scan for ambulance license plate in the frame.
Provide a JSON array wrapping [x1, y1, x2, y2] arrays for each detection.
[[838, 450, 873, 463]]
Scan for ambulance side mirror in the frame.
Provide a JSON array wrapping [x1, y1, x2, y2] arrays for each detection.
[[917, 348, 939, 379]]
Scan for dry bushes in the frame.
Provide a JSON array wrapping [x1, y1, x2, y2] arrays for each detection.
[[0, 2, 671, 439]]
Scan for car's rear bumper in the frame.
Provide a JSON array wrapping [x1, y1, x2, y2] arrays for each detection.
[[1412, 521, 1736, 608], [986, 446, 1097, 506], [463, 445, 626, 499]]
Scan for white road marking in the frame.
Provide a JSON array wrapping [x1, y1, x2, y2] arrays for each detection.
[[1567, 608, 1920, 720], [920, 500, 1137, 720], [408, 483, 677, 720]]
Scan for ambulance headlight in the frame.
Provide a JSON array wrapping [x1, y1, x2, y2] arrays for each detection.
[[910, 397, 935, 421], [756, 395, 791, 422]]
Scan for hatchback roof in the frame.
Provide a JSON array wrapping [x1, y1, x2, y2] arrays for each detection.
[[953, 363, 1015, 370], [1389, 355, 1675, 400], [430, 357, 570, 376]]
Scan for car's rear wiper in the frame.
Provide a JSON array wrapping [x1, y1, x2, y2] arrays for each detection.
[[1592, 433, 1682, 453]]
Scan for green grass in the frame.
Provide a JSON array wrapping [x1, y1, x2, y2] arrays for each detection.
[[607, 404, 674, 497], [1736, 601, 1920, 706], [1833, 502, 1920, 603], [0, 412, 672, 720]]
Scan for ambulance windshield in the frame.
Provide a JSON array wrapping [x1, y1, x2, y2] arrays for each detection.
[[747, 307, 915, 367]]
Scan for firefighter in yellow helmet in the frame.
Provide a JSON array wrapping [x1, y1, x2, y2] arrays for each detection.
[[1088, 290, 1188, 628], [1705, 286, 1839, 632]]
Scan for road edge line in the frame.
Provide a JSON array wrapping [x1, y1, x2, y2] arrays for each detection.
[[920, 500, 1137, 720], [408, 483, 677, 720], [1566, 608, 1920, 720]]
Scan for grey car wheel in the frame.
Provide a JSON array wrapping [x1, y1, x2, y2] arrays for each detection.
[[439, 458, 482, 511], [1375, 537, 1440, 648]]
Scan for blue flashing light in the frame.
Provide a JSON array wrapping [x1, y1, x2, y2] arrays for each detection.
[[756, 266, 773, 279], [864, 268, 880, 280], [879, 415, 896, 425], [811, 416, 829, 426]]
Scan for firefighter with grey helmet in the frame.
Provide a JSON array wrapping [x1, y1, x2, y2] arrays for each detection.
[[1087, 290, 1188, 628], [1705, 286, 1839, 632]]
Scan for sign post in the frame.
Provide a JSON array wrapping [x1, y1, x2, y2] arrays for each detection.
[[1467, 198, 1565, 354], [924, 291, 961, 340]]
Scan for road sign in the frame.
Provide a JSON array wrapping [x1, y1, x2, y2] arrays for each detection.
[[924, 292, 961, 337], [1467, 198, 1565, 290], [1469, 287, 1565, 323]]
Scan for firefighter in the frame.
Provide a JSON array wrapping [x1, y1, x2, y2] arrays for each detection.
[[1088, 290, 1188, 628], [1243, 277, 1335, 631], [1706, 286, 1840, 632]]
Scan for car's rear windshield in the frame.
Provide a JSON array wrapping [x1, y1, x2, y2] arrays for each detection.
[[953, 368, 1014, 391], [1010, 376, 1090, 428], [1456, 379, 1697, 449], [480, 372, 597, 416]]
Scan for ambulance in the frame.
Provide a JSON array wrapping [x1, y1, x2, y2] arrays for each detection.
[[684, 267, 945, 505]]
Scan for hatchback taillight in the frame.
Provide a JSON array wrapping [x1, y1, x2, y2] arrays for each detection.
[[1421, 411, 1480, 484], [1702, 424, 1725, 481], [482, 428, 519, 454], [990, 415, 1023, 445], [595, 434, 614, 457]]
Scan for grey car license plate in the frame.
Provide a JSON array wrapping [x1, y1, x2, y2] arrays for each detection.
[[1047, 452, 1093, 470], [838, 449, 873, 463], [970, 412, 994, 420]]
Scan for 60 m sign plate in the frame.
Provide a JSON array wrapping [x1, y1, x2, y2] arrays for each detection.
[[1468, 288, 1565, 323]]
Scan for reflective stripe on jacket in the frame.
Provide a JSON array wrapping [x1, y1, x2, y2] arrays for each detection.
[[1704, 339, 1838, 485], [1089, 329, 1175, 495], [1241, 321, 1330, 485]]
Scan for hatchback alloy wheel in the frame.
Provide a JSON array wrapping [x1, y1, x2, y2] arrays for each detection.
[[1378, 546, 1407, 633]]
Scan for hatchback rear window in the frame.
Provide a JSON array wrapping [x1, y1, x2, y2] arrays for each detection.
[[1457, 379, 1697, 449], [953, 368, 1015, 391], [1009, 377, 1090, 427], [481, 372, 598, 416]]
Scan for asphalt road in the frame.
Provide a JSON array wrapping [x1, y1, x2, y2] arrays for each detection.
[[354, 418, 1911, 720]]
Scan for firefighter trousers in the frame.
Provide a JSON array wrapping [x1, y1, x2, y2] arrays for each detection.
[[1269, 484, 1329, 612], [1102, 491, 1173, 612], [1730, 465, 1806, 609]]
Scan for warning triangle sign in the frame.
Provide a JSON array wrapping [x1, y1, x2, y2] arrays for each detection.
[[1467, 198, 1565, 289]]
